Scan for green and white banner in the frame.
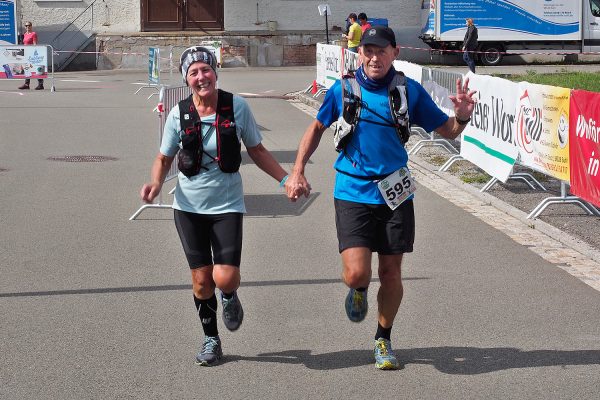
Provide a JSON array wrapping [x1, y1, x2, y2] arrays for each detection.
[[459, 72, 519, 182], [316, 43, 341, 88]]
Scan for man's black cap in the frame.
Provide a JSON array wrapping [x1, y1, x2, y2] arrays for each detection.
[[360, 25, 397, 48]]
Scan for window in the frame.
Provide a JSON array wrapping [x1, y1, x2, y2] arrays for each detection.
[[590, 0, 600, 18]]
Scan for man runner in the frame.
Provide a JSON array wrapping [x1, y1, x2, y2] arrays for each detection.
[[287, 26, 476, 369]]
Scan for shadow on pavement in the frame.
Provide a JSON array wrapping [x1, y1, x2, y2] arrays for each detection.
[[224, 347, 600, 372], [227, 349, 373, 370], [244, 192, 319, 217], [0, 277, 429, 298], [399, 346, 600, 374], [130, 192, 319, 220]]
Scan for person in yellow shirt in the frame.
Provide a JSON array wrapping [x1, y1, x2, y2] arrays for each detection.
[[343, 13, 362, 53]]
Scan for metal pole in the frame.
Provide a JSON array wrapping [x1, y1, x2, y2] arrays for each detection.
[[48, 45, 56, 92], [325, 13, 329, 44]]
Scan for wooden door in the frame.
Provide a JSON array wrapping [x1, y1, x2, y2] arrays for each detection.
[[141, 0, 224, 32], [186, 0, 224, 31]]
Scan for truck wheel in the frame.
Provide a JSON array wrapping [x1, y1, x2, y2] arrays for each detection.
[[479, 44, 504, 66]]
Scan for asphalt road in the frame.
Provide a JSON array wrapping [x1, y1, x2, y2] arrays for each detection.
[[1, 67, 599, 399]]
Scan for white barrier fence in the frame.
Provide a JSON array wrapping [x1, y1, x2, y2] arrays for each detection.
[[129, 85, 192, 221], [0, 44, 56, 91]]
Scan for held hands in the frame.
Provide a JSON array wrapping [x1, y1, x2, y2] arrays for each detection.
[[285, 173, 312, 202], [449, 77, 477, 122]]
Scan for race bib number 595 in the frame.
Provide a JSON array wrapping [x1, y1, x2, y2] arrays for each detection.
[[377, 167, 416, 210]]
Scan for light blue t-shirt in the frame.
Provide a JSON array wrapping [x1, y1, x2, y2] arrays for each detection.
[[317, 77, 449, 204], [160, 95, 262, 214]]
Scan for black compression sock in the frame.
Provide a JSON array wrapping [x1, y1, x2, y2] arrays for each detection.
[[356, 287, 367, 292], [375, 323, 392, 341], [221, 291, 234, 299], [194, 294, 218, 337]]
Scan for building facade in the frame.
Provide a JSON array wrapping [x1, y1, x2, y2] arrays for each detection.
[[19, 0, 425, 69]]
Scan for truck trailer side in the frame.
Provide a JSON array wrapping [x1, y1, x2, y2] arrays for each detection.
[[419, 0, 600, 66]]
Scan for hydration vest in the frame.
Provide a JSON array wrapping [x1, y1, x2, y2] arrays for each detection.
[[333, 71, 410, 152], [177, 89, 241, 177]]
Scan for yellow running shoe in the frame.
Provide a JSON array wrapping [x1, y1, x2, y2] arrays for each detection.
[[345, 288, 368, 322], [374, 338, 400, 370]]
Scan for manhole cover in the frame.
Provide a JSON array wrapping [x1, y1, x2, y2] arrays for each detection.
[[47, 155, 118, 162]]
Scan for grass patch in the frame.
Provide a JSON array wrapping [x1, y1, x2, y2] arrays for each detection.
[[426, 154, 448, 166], [460, 171, 491, 184], [495, 72, 600, 92]]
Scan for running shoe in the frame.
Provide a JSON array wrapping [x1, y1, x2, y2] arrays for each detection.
[[344, 288, 368, 322], [374, 338, 400, 370], [195, 336, 222, 366], [221, 291, 244, 331]]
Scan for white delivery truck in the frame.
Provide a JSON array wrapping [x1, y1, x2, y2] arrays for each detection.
[[419, 0, 600, 66]]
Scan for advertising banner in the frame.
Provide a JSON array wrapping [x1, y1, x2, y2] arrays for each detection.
[[0, 45, 48, 79], [439, 0, 580, 41], [515, 82, 570, 181], [341, 48, 359, 77], [149, 47, 160, 84], [459, 72, 519, 182], [316, 43, 341, 88], [420, 0, 435, 36], [0, 0, 17, 45], [393, 60, 423, 84], [569, 90, 600, 207]]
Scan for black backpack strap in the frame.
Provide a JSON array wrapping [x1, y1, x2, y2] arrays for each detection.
[[216, 89, 235, 124], [176, 94, 205, 177], [215, 89, 241, 173], [178, 94, 200, 133]]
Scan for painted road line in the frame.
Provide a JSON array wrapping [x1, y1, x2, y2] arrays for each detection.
[[59, 79, 102, 83]]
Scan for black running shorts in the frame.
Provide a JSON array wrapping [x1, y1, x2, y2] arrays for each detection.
[[334, 198, 415, 254], [173, 209, 243, 268]]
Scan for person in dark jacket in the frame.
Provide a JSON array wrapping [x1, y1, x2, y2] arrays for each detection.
[[462, 18, 478, 73]]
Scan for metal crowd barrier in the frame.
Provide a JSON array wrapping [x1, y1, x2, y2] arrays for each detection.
[[416, 68, 599, 219], [409, 67, 463, 156], [129, 85, 192, 220], [0, 44, 56, 92]]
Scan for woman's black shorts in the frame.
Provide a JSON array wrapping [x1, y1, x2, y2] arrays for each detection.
[[173, 209, 243, 268], [334, 198, 415, 254]]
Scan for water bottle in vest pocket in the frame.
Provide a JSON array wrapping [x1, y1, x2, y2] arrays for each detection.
[[178, 122, 203, 177]]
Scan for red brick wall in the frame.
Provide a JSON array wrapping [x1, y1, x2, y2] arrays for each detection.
[[283, 45, 316, 66], [223, 45, 247, 59]]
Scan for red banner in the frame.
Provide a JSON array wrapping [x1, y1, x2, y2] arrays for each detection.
[[569, 90, 600, 207]]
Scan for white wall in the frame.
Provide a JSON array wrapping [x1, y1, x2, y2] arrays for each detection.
[[20, 0, 139, 37], [225, 0, 420, 31], [21, 0, 420, 34]]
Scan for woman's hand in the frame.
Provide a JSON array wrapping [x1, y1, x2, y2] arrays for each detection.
[[285, 173, 311, 202], [140, 182, 161, 203]]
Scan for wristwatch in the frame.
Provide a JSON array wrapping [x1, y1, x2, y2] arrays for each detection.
[[456, 116, 471, 125]]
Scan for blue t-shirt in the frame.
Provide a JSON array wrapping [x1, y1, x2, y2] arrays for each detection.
[[317, 77, 448, 204], [160, 95, 262, 214]]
